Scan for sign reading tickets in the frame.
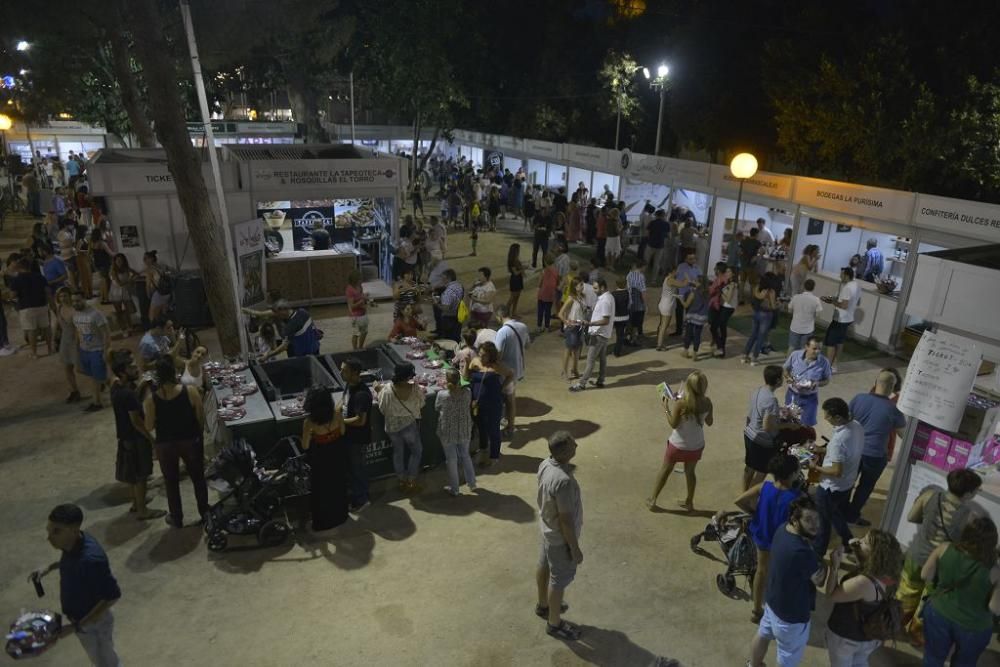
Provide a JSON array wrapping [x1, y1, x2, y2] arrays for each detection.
[[794, 176, 915, 223], [914, 194, 1000, 243], [250, 159, 401, 189], [898, 329, 981, 432]]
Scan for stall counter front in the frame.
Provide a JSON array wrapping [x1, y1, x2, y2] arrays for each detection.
[[808, 272, 898, 349], [265, 245, 360, 306]]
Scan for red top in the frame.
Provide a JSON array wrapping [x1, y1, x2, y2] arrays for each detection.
[[389, 318, 425, 339], [538, 266, 559, 302], [345, 285, 366, 317]]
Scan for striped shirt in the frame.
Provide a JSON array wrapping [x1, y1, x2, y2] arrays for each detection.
[[626, 270, 646, 311], [440, 281, 464, 315]]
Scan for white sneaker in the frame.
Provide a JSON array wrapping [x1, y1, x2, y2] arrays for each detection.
[[831, 365, 839, 375], [0, 345, 17, 357]]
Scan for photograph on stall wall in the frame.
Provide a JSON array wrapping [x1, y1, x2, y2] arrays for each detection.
[[806, 218, 824, 236]]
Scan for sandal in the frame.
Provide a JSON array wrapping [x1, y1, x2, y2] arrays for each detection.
[[546, 620, 581, 641], [534, 602, 569, 619]]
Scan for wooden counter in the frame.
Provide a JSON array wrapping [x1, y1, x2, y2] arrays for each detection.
[[265, 245, 360, 306]]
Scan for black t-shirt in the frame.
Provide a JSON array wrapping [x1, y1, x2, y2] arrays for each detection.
[[343, 383, 373, 444], [111, 383, 143, 441], [612, 288, 630, 317], [533, 213, 551, 238], [553, 193, 568, 214], [283, 308, 311, 339], [765, 526, 819, 623], [646, 218, 668, 249], [12, 272, 48, 309], [741, 238, 763, 265], [310, 229, 331, 250]]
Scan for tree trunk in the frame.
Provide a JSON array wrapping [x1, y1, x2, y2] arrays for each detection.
[[127, 0, 241, 356], [417, 126, 441, 174], [285, 67, 329, 144], [108, 1, 156, 148]]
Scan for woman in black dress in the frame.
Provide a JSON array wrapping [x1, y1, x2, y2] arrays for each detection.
[[506, 243, 524, 318], [301, 387, 348, 531]]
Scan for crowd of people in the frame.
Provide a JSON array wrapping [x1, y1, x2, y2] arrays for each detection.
[[7, 156, 998, 667]]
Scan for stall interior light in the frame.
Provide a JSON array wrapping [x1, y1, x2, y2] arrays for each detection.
[[56, 112, 72, 119], [730, 152, 759, 180], [0, 114, 12, 130]]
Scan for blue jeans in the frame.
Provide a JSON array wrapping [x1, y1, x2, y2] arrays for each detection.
[[389, 422, 422, 480], [683, 322, 704, 352], [443, 441, 476, 490], [848, 455, 888, 522], [75, 610, 122, 667], [0, 303, 8, 347], [537, 300, 553, 329], [743, 308, 773, 359], [788, 330, 811, 351], [922, 602, 992, 667], [814, 486, 853, 556]]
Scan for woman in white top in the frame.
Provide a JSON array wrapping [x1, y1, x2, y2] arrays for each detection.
[[655, 266, 679, 351], [377, 362, 426, 493], [180, 346, 207, 391], [646, 370, 713, 512]]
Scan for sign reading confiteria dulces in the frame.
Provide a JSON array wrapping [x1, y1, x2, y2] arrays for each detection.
[[249, 159, 401, 189], [914, 193, 1000, 243]]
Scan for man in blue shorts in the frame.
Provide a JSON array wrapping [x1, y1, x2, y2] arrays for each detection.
[[748, 495, 827, 667], [72, 293, 111, 412]]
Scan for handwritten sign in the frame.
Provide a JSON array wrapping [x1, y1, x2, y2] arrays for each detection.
[[898, 330, 981, 432]]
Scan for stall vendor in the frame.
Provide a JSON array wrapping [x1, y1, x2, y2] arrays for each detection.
[[242, 299, 321, 358], [782, 336, 832, 426]]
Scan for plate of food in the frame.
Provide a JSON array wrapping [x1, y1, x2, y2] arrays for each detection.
[[228, 362, 248, 372], [400, 336, 420, 345], [424, 359, 444, 369], [279, 401, 306, 417], [218, 407, 247, 422], [233, 384, 259, 396], [406, 351, 427, 360], [221, 395, 246, 408]]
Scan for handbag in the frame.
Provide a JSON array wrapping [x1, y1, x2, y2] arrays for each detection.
[[470, 371, 485, 417], [457, 298, 470, 324]]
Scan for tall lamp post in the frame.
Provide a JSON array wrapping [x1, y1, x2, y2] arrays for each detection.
[[729, 152, 758, 230], [642, 64, 669, 156]]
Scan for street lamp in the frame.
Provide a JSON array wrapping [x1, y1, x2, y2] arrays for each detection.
[[729, 152, 758, 230], [15, 41, 30, 52], [643, 63, 670, 155]]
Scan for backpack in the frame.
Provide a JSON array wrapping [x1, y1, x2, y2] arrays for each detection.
[[858, 577, 902, 641]]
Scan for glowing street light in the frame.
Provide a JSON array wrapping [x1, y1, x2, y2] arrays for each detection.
[[643, 63, 670, 155], [729, 152, 758, 230], [0, 114, 12, 131], [15, 41, 30, 52]]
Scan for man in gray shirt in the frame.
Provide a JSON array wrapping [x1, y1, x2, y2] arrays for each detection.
[[535, 431, 583, 641]]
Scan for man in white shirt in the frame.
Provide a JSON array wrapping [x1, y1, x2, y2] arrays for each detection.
[[755, 218, 776, 247], [570, 279, 614, 392], [494, 304, 531, 435], [787, 279, 824, 351], [821, 267, 861, 373], [809, 397, 864, 556]]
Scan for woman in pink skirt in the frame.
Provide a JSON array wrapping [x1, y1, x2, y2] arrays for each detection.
[[645, 370, 714, 511]]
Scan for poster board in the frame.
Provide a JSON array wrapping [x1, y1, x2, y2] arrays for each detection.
[[898, 329, 982, 432], [231, 218, 267, 308]]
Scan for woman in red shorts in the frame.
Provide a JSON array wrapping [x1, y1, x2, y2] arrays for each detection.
[[646, 370, 714, 512]]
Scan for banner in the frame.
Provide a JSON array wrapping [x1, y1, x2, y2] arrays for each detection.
[[485, 150, 504, 169], [232, 218, 267, 308]]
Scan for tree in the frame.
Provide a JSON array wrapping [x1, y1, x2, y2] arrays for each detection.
[[599, 49, 641, 126], [127, 0, 241, 355]]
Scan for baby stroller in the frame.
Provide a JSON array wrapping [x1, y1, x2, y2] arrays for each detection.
[[690, 512, 758, 597], [203, 437, 310, 552]]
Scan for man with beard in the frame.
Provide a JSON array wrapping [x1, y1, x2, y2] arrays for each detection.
[[748, 495, 827, 666]]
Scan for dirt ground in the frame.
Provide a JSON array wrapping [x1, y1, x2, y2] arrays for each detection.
[[0, 213, 987, 666]]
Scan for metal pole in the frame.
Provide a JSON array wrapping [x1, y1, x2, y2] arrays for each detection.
[[179, 0, 247, 359], [734, 178, 745, 233], [349, 71, 356, 145], [654, 86, 666, 156]]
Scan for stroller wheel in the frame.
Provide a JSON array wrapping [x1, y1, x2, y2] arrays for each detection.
[[207, 531, 228, 552], [257, 519, 290, 547]]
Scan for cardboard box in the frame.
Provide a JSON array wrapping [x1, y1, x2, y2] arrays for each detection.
[[923, 430, 952, 470], [910, 422, 933, 461], [984, 438, 1000, 465], [957, 398, 1000, 442], [945, 439, 973, 471]]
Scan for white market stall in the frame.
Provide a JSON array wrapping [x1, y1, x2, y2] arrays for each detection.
[[881, 244, 1000, 547]]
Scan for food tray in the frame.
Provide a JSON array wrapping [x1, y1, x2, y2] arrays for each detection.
[[220, 395, 246, 408], [406, 351, 427, 360], [232, 384, 259, 396], [218, 407, 247, 421], [424, 360, 444, 369]]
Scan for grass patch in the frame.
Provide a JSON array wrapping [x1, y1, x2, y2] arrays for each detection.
[[727, 315, 885, 363]]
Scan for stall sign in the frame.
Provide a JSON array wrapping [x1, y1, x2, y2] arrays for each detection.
[[250, 159, 400, 189], [566, 144, 611, 170], [363, 439, 395, 477], [621, 151, 710, 187], [898, 329, 981, 432], [186, 121, 233, 135], [709, 165, 793, 200], [914, 194, 1000, 243], [524, 139, 560, 159], [232, 218, 267, 308], [793, 176, 915, 223], [262, 206, 335, 249], [235, 122, 295, 134], [485, 150, 504, 169]]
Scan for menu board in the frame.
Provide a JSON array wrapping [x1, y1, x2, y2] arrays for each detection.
[[898, 329, 982, 432]]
